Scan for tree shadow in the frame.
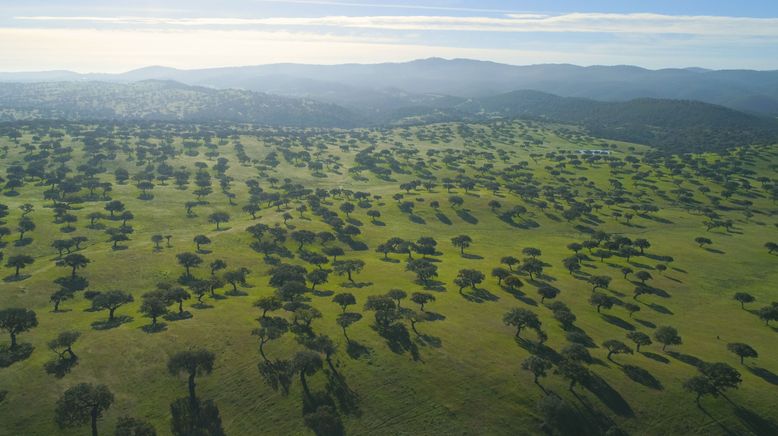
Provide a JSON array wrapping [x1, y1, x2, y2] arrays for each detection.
[[91, 315, 133, 330], [461, 253, 483, 260], [667, 351, 707, 369], [746, 366, 778, 385], [647, 303, 673, 315], [170, 396, 226, 436], [460, 287, 499, 303], [641, 352, 670, 364], [258, 359, 293, 395], [435, 212, 452, 225], [371, 220, 386, 226], [0, 343, 34, 367], [3, 274, 31, 282], [14, 237, 32, 247], [341, 281, 373, 288], [346, 218, 363, 227], [621, 364, 663, 390], [582, 373, 634, 417], [374, 323, 420, 361], [312, 290, 334, 297], [601, 314, 635, 331], [455, 209, 479, 224], [44, 356, 79, 378], [417, 334, 443, 348], [141, 323, 168, 333], [324, 369, 361, 417], [409, 214, 426, 224], [734, 406, 778, 435], [697, 404, 736, 436], [303, 392, 345, 436], [504, 287, 537, 306], [346, 340, 372, 360], [164, 311, 193, 321], [634, 318, 656, 328]]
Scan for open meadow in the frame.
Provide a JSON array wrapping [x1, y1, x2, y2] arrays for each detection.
[[0, 120, 776, 435]]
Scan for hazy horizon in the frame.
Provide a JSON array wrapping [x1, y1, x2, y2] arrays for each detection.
[[3, 1, 778, 72]]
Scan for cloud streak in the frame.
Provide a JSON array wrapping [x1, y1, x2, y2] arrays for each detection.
[[14, 12, 778, 36]]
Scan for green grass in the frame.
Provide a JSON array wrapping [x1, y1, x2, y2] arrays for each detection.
[[0, 120, 776, 435]]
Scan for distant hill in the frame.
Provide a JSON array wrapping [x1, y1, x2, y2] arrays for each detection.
[[458, 90, 778, 152], [0, 80, 358, 127], [1, 80, 776, 153], [3, 58, 778, 116]]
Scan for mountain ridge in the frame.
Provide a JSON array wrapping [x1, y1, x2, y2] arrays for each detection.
[[3, 58, 778, 116], [1, 80, 776, 153]]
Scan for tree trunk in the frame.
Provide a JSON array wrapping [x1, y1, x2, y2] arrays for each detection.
[[91, 406, 99, 436], [259, 340, 269, 363], [300, 372, 312, 403], [10, 332, 17, 348], [188, 372, 197, 404], [179, 301, 184, 313]]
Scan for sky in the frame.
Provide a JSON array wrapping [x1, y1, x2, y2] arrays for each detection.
[[2, 0, 778, 72]]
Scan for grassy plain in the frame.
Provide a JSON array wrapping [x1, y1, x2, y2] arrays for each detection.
[[0, 121, 776, 435]]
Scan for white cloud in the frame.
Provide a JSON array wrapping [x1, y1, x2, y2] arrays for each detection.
[[14, 12, 778, 36], [0, 27, 597, 72]]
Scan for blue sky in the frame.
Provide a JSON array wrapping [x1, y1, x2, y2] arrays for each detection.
[[2, 1, 777, 72]]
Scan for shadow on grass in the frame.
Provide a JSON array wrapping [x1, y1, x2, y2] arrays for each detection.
[[164, 311, 193, 321], [324, 368, 361, 417], [622, 364, 663, 390], [0, 343, 34, 367], [667, 351, 707, 368], [346, 340, 372, 360], [14, 237, 32, 247], [459, 287, 499, 303], [170, 396, 225, 436], [141, 323, 168, 333], [435, 212, 452, 225], [44, 356, 79, 378], [582, 373, 634, 417], [647, 303, 673, 315], [634, 318, 656, 328], [641, 352, 670, 364], [734, 406, 778, 435], [3, 274, 31, 282], [455, 209, 479, 224], [747, 366, 778, 385], [374, 323, 420, 361], [601, 314, 635, 331], [342, 281, 373, 289], [91, 315, 133, 330], [409, 214, 426, 225]]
